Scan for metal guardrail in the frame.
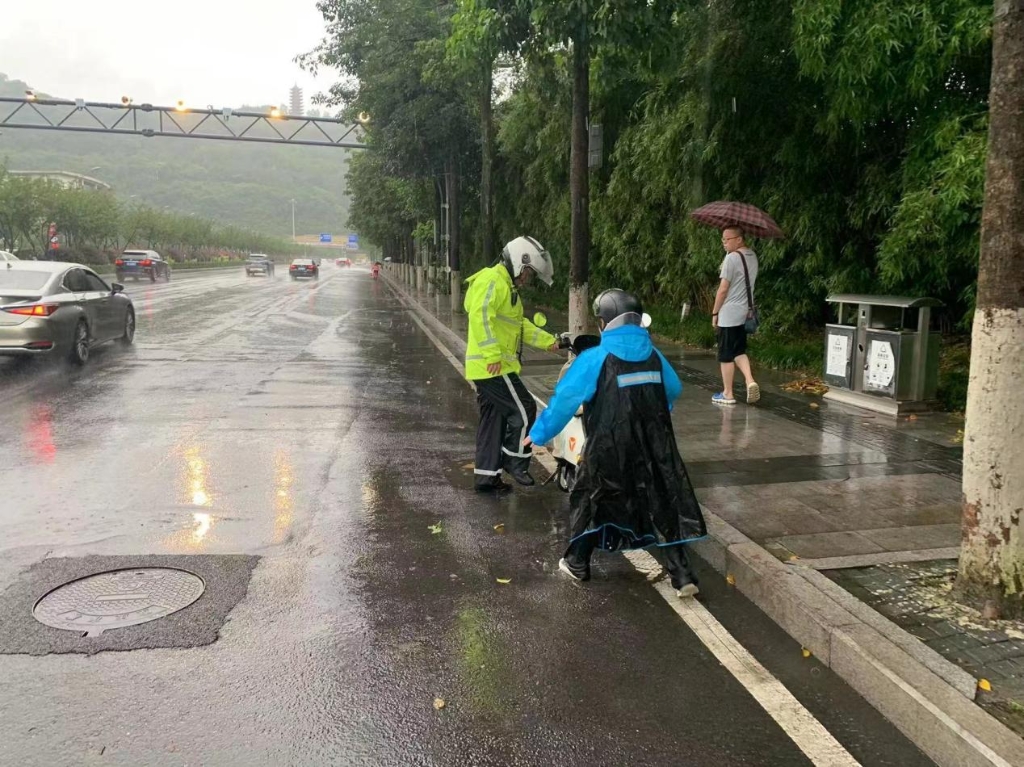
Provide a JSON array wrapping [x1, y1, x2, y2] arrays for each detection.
[[0, 97, 368, 149]]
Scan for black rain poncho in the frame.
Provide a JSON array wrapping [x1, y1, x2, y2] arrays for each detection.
[[529, 325, 707, 550]]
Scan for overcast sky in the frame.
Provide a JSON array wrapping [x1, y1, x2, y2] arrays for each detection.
[[1, 0, 339, 110]]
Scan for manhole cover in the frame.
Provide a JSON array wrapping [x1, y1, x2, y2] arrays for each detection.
[[33, 568, 205, 637]]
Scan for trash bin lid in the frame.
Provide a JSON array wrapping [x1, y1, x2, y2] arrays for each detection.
[[826, 294, 944, 309]]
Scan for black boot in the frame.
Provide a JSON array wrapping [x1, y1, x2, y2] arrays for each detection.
[[506, 466, 535, 486], [475, 479, 513, 494]]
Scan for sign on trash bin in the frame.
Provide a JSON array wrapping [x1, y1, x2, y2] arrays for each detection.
[[826, 334, 849, 378], [865, 339, 896, 393]]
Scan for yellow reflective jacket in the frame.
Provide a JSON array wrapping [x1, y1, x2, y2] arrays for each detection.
[[463, 263, 556, 380]]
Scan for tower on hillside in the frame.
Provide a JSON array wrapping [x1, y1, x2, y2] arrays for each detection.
[[289, 85, 304, 116]]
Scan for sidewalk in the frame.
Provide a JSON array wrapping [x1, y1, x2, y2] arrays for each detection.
[[383, 269, 1024, 766]]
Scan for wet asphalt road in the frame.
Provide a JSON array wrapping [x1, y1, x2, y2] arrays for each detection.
[[0, 267, 933, 765]]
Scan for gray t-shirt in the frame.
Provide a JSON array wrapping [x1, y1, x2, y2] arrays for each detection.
[[718, 248, 758, 328]]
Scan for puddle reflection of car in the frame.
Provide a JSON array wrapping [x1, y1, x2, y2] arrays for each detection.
[[245, 254, 276, 277], [289, 259, 319, 280], [0, 261, 135, 365]]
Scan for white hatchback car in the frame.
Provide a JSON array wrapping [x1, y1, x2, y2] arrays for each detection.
[[0, 251, 19, 263]]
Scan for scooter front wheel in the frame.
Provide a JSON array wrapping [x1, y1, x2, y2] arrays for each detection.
[[556, 462, 577, 493]]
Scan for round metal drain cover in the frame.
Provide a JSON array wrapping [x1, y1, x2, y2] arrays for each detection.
[[33, 568, 205, 637]]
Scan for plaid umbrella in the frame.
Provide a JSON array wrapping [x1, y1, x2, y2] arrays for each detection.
[[690, 201, 784, 239]]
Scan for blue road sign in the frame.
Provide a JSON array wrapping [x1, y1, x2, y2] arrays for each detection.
[[319, 233, 332, 243], [347, 233, 359, 250]]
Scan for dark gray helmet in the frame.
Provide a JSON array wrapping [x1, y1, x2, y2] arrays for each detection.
[[592, 289, 643, 327]]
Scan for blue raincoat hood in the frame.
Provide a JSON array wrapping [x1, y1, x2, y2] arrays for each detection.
[[599, 324, 654, 362]]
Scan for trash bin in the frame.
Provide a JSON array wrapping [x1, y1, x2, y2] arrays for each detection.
[[823, 294, 942, 415]]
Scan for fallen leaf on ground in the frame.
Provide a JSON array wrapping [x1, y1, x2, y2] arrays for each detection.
[[461, 462, 475, 471], [781, 377, 829, 396], [433, 697, 446, 710], [978, 679, 992, 692], [952, 429, 964, 444], [809, 402, 820, 409], [496, 578, 512, 584], [428, 523, 443, 535], [493, 523, 505, 532], [801, 648, 812, 658]]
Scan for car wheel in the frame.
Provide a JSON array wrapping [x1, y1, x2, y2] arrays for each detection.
[[69, 320, 90, 366], [150, 269, 157, 283], [119, 308, 136, 346]]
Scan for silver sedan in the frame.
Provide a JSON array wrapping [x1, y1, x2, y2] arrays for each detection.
[[0, 261, 135, 365]]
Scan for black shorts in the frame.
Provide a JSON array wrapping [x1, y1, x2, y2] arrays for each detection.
[[717, 324, 748, 363]]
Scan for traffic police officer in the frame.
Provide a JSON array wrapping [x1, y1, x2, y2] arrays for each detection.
[[464, 236, 558, 492]]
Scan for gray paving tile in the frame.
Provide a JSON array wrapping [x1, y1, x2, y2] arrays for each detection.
[[859, 504, 960, 527], [860, 524, 962, 552], [715, 499, 840, 541], [767, 530, 886, 559]]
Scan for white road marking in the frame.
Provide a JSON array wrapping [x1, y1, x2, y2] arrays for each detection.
[[626, 551, 860, 766], [398, 284, 864, 765]]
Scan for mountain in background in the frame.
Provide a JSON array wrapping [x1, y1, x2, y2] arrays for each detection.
[[0, 74, 352, 238]]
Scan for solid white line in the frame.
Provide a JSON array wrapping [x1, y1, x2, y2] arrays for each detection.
[[401, 288, 861, 766], [625, 549, 860, 767], [406, 310, 465, 374]]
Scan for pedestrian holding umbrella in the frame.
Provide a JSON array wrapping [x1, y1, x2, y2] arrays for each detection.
[[689, 201, 783, 406]]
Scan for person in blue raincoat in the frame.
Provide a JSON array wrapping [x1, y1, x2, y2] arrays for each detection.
[[525, 289, 707, 597]]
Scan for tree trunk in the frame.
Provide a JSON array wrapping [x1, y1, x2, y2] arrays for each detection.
[[956, 0, 1024, 618], [430, 178, 445, 297], [480, 58, 495, 265], [568, 20, 590, 337], [447, 153, 462, 307]]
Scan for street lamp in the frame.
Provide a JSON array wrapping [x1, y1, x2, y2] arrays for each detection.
[[174, 100, 187, 112], [269, 106, 282, 119]]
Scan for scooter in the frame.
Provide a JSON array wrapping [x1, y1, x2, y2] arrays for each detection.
[[546, 313, 652, 492]]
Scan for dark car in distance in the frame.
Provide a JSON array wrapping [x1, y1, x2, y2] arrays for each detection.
[[115, 250, 171, 283], [289, 259, 319, 280], [246, 254, 276, 277]]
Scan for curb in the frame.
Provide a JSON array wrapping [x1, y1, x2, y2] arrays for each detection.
[[381, 270, 1024, 767]]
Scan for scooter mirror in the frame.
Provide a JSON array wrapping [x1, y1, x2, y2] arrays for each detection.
[[533, 312, 548, 328], [641, 312, 652, 329]]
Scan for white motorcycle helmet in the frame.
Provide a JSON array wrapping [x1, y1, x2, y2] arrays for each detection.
[[502, 236, 554, 287]]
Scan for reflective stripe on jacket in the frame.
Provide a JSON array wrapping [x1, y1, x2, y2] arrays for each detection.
[[463, 263, 556, 380]]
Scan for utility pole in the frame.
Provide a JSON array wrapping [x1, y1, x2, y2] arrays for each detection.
[[290, 199, 296, 242]]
